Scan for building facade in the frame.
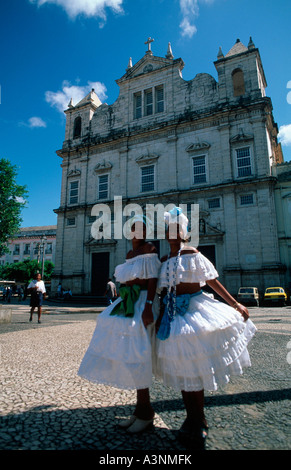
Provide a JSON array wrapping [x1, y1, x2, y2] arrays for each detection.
[[273, 162, 291, 292], [52, 38, 286, 297], [0, 226, 57, 266]]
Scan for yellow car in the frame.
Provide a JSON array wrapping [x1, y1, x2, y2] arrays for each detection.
[[263, 287, 287, 306]]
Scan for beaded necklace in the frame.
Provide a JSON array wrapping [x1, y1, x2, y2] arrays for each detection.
[[165, 246, 182, 321]]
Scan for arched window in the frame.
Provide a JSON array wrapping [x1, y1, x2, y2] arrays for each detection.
[[232, 69, 245, 97], [73, 116, 82, 139]]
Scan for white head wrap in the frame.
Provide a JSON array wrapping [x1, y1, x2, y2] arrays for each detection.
[[164, 207, 189, 240], [124, 214, 153, 239]]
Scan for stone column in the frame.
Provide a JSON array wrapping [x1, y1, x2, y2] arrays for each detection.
[[0, 305, 12, 324]]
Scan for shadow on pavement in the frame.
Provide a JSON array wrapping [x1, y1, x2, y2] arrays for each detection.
[[1, 388, 290, 451]]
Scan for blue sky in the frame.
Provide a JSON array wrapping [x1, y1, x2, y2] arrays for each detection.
[[1, 0, 291, 228]]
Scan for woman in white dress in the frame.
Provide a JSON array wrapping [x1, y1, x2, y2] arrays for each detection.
[[155, 208, 257, 449], [78, 217, 161, 433]]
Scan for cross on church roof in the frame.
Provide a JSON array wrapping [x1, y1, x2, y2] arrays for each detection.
[[145, 37, 154, 55]]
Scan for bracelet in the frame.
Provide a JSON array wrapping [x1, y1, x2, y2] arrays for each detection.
[[232, 301, 241, 310], [146, 300, 153, 305]]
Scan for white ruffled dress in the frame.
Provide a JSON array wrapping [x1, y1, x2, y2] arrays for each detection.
[[78, 253, 161, 390], [154, 252, 257, 392]]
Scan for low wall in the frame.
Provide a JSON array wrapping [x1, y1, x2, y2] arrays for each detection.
[[0, 305, 12, 323]]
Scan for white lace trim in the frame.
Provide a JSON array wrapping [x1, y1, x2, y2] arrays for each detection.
[[114, 253, 161, 283], [157, 252, 218, 289]]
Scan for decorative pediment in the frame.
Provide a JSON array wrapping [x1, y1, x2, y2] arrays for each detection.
[[135, 153, 160, 165], [199, 209, 210, 218], [94, 160, 113, 174], [198, 218, 224, 237], [118, 40, 179, 82], [230, 130, 254, 143], [85, 237, 117, 247], [116, 55, 184, 84], [186, 142, 211, 153], [67, 167, 81, 177]]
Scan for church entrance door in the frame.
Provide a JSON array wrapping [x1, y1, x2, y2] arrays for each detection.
[[197, 244, 216, 295], [91, 252, 109, 295], [198, 244, 216, 265]]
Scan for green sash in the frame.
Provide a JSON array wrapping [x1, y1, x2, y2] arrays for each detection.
[[110, 284, 146, 318]]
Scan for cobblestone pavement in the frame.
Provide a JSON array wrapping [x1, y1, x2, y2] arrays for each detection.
[[0, 299, 291, 452]]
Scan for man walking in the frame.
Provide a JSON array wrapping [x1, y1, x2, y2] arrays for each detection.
[[28, 273, 46, 324], [104, 278, 117, 305]]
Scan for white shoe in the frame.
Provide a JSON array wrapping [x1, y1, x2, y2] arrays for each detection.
[[127, 417, 154, 433], [118, 415, 136, 428]]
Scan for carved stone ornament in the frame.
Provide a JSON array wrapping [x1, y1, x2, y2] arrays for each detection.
[[94, 160, 113, 174], [67, 167, 81, 177], [199, 218, 225, 238], [186, 142, 211, 152], [230, 129, 254, 143], [135, 153, 160, 164], [85, 237, 117, 247], [143, 64, 154, 73]]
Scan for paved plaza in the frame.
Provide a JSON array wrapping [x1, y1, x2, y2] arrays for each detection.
[[1, 299, 291, 452]]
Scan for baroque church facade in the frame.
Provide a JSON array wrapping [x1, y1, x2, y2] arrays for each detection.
[[52, 37, 286, 297]]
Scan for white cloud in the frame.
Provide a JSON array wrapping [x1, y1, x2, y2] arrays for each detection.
[[28, 116, 47, 128], [29, 0, 124, 21], [45, 80, 107, 113], [15, 196, 27, 204], [180, 17, 197, 38], [8, 196, 26, 204], [179, 0, 214, 38], [278, 124, 291, 146], [19, 116, 47, 128]]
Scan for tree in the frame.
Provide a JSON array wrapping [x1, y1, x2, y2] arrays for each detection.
[[0, 159, 28, 256], [0, 259, 54, 283]]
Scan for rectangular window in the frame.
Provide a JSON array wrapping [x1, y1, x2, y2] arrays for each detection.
[[236, 147, 252, 177], [155, 86, 164, 113], [24, 243, 30, 255], [133, 85, 164, 119], [208, 198, 220, 209], [67, 217, 76, 226], [193, 156, 207, 184], [88, 215, 96, 224], [46, 243, 53, 254], [134, 92, 142, 119], [69, 181, 79, 205], [98, 174, 109, 200], [141, 165, 155, 192], [144, 89, 153, 116], [240, 194, 254, 206], [13, 244, 20, 255]]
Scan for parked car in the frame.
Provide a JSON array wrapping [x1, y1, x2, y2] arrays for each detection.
[[263, 287, 287, 307], [237, 287, 260, 306]]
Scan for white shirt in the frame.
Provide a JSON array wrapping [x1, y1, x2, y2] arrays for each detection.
[[28, 279, 46, 294]]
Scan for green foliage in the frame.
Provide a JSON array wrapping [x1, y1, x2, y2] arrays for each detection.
[[0, 158, 28, 256], [0, 259, 54, 283]]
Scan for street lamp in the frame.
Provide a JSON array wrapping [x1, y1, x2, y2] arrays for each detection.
[[39, 236, 47, 279]]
